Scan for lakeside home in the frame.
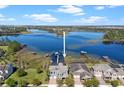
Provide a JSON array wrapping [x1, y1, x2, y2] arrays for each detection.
[[92, 64, 124, 81], [69, 62, 93, 80], [49, 63, 68, 79], [49, 52, 68, 79]]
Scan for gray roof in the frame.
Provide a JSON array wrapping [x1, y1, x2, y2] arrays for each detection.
[[69, 62, 89, 73], [114, 68, 124, 76], [69, 62, 93, 78], [92, 64, 113, 71], [49, 63, 68, 72]]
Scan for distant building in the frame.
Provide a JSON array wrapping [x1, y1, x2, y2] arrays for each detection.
[[69, 62, 93, 80], [0, 64, 14, 81], [49, 63, 68, 79]]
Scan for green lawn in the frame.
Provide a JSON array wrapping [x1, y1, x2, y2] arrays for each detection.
[[0, 46, 8, 51], [7, 68, 48, 84]]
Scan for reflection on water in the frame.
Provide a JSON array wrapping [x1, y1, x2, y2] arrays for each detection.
[[0, 29, 124, 64]]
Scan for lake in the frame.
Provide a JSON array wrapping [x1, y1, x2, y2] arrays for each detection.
[[0, 29, 124, 64]]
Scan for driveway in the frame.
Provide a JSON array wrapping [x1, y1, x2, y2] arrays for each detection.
[[48, 77, 56, 87], [74, 75, 82, 87], [119, 79, 124, 85], [96, 76, 106, 85]]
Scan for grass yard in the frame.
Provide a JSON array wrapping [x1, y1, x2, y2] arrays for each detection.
[[6, 68, 48, 84], [0, 46, 8, 51]]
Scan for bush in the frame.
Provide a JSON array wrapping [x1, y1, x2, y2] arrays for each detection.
[[83, 77, 99, 87], [0, 80, 4, 86], [18, 80, 28, 87], [83, 80, 92, 87], [17, 69, 27, 77], [56, 79, 63, 87], [36, 67, 43, 73], [65, 74, 74, 87], [32, 79, 42, 86], [105, 80, 111, 84], [92, 78, 99, 87], [6, 78, 17, 87], [111, 80, 119, 87]]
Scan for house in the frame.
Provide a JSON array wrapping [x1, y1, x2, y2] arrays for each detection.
[[69, 62, 93, 80], [92, 64, 124, 80], [0, 64, 14, 81], [114, 68, 124, 80], [49, 51, 68, 79], [49, 63, 68, 79]]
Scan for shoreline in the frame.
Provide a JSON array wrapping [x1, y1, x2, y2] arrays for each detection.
[[25, 46, 121, 65]]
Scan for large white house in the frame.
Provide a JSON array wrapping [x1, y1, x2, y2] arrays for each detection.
[[49, 63, 68, 79]]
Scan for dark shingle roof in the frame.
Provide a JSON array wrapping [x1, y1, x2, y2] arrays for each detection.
[[69, 62, 89, 73]]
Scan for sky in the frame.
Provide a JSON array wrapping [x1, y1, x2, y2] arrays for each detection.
[[0, 5, 124, 25]]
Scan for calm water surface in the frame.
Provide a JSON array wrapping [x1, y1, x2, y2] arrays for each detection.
[[0, 29, 124, 64]]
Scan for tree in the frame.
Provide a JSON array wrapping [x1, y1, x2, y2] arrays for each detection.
[[32, 79, 42, 86], [65, 74, 74, 87], [56, 79, 63, 87], [18, 80, 28, 87], [36, 67, 43, 74], [17, 69, 27, 77], [111, 80, 119, 87], [8, 41, 21, 53], [6, 78, 17, 87]]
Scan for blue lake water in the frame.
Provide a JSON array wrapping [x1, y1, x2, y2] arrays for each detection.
[[0, 29, 124, 64]]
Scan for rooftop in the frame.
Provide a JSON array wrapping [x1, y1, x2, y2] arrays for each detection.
[[92, 64, 112, 71]]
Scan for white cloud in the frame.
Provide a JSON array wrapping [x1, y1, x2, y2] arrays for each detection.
[[0, 5, 8, 9], [80, 16, 108, 23], [0, 14, 15, 21], [25, 14, 58, 22], [108, 5, 122, 8], [95, 6, 105, 10], [57, 5, 85, 16], [0, 14, 4, 18], [8, 18, 15, 21], [95, 5, 122, 10]]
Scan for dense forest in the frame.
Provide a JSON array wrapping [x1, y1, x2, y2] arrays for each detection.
[[0, 26, 28, 35], [103, 30, 124, 44]]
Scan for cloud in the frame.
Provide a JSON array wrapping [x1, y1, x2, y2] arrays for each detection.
[[108, 5, 122, 8], [8, 18, 15, 21], [80, 16, 108, 23], [25, 14, 58, 22], [0, 14, 4, 18], [95, 5, 122, 10], [95, 6, 105, 10], [0, 14, 15, 21], [0, 5, 8, 9], [57, 5, 85, 16]]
